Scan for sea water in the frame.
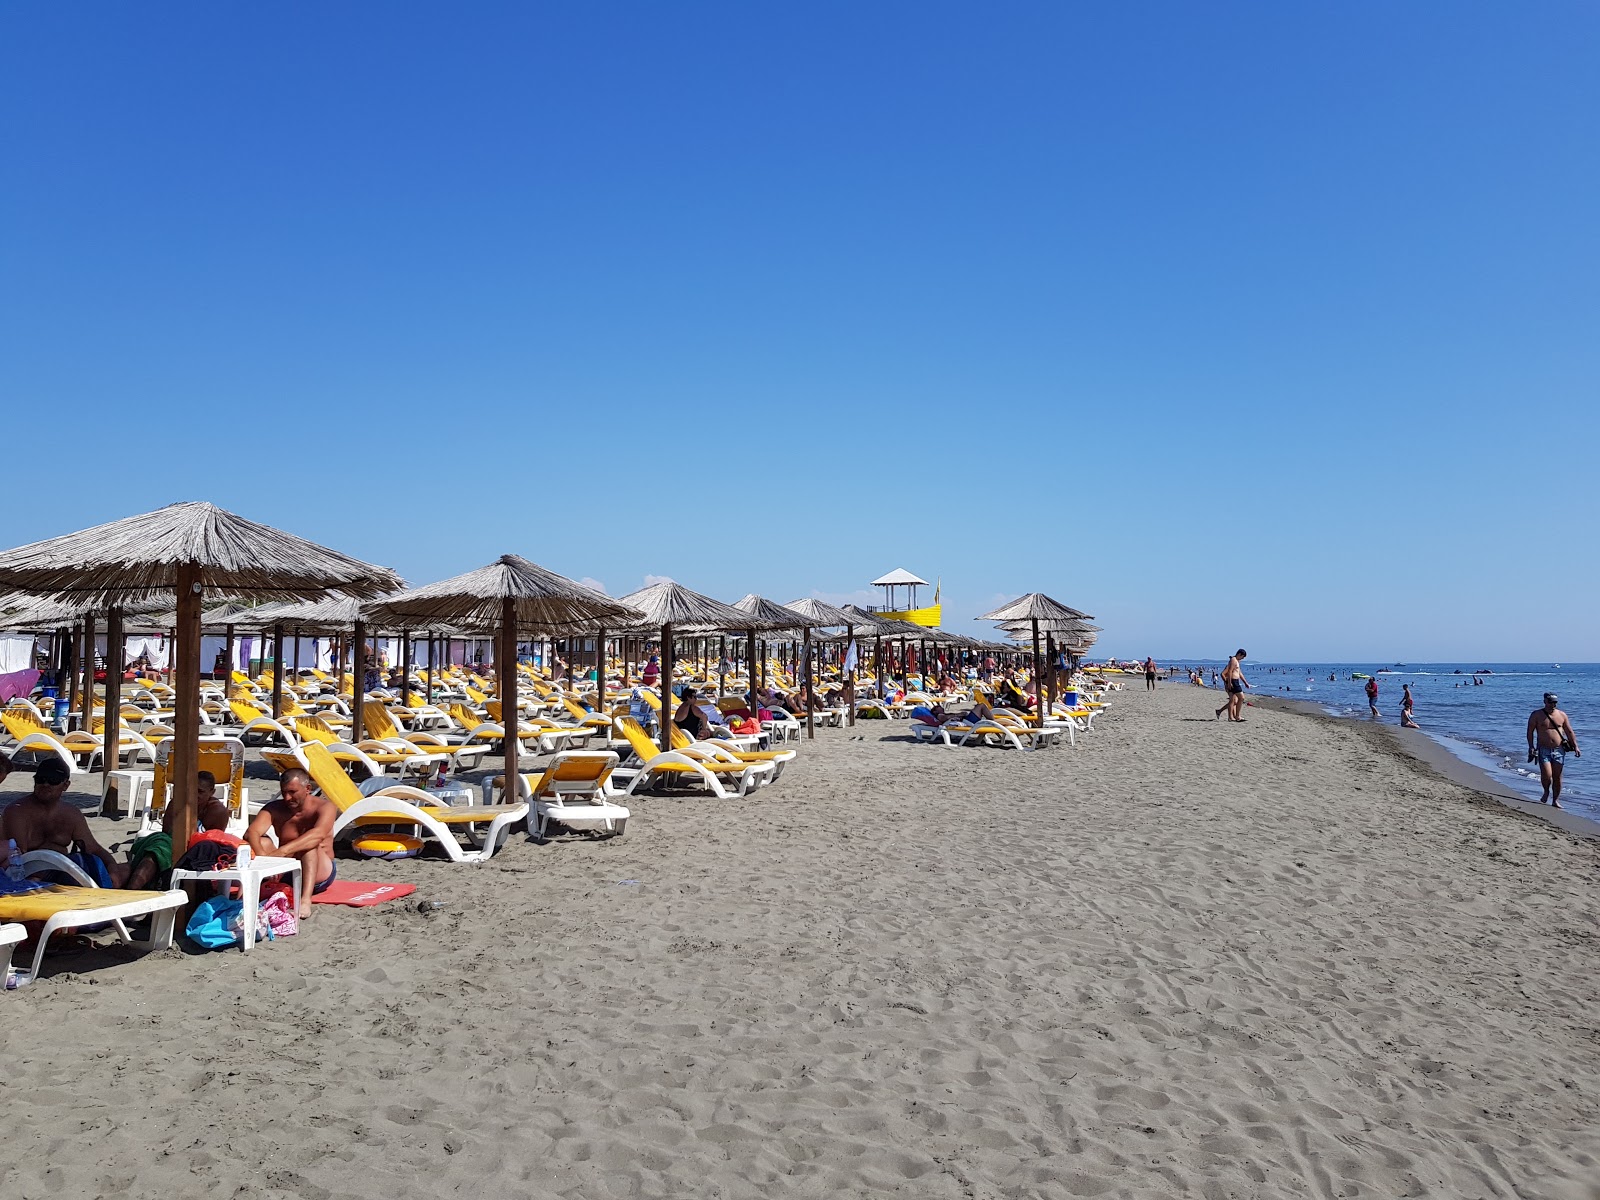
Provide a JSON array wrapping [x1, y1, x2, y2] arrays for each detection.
[[1168, 662, 1600, 826]]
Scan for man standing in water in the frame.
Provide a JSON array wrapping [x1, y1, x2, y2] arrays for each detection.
[[1527, 693, 1580, 807], [1214, 650, 1249, 721], [1365, 675, 1380, 717]]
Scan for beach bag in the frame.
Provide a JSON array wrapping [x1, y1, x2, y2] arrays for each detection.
[[186, 895, 245, 950], [260, 889, 298, 939]]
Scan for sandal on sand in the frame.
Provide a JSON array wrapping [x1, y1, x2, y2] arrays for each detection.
[[46, 933, 97, 956]]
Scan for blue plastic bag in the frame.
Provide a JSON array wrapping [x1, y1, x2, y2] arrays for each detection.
[[186, 895, 244, 950]]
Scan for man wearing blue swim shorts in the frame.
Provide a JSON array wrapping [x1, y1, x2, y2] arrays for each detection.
[[1527, 693, 1580, 807]]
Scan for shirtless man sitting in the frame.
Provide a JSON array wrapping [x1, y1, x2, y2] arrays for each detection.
[[0, 758, 127, 886], [1527, 692, 1581, 808], [245, 767, 337, 918], [124, 770, 233, 891]]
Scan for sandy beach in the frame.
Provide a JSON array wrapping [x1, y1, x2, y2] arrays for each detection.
[[4, 683, 1599, 1199]]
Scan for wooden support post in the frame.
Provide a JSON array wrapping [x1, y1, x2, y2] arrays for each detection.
[[170, 564, 202, 854], [594, 624, 607, 734], [101, 607, 124, 803], [401, 630, 412, 707], [803, 625, 815, 740], [658, 622, 675, 753], [271, 623, 285, 718], [224, 623, 236, 685], [351, 620, 366, 745], [500, 598, 518, 772]]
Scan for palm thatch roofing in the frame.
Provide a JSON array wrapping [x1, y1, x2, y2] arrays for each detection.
[[731, 594, 813, 631], [0, 593, 175, 631], [783, 597, 855, 629], [996, 618, 1101, 636], [978, 592, 1093, 623], [362, 555, 640, 634], [614, 581, 752, 633], [0, 502, 402, 607]]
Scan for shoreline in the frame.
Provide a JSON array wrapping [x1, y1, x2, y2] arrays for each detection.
[[1252, 693, 1600, 840]]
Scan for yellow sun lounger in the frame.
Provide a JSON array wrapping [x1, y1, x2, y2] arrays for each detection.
[[514, 750, 630, 840], [615, 718, 773, 798], [1, 854, 185, 988], [301, 743, 526, 864]]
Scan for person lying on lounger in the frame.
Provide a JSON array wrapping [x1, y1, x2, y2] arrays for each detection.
[[245, 768, 336, 919], [124, 770, 233, 891], [0, 758, 127, 886]]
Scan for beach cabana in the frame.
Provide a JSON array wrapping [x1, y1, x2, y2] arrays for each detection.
[[615, 582, 754, 751], [0, 502, 401, 850], [362, 555, 641, 773]]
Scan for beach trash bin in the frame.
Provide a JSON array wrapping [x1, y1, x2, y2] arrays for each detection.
[[1062, 690, 1078, 707]]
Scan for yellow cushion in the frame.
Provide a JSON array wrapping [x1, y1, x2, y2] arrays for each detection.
[[351, 834, 422, 859]]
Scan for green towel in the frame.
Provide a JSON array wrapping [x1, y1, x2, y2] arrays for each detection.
[[128, 832, 173, 873]]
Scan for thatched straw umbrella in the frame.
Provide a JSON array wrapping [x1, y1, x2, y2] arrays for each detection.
[[615, 581, 753, 752], [0, 502, 401, 850], [979, 593, 1094, 715], [0, 593, 175, 793], [729, 595, 811, 716], [781, 597, 854, 735], [364, 555, 640, 772]]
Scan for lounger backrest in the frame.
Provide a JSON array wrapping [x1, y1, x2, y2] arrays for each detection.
[[229, 700, 263, 724], [362, 700, 401, 740], [616, 717, 660, 762], [449, 703, 480, 731], [524, 751, 619, 801], [2, 711, 46, 740], [300, 742, 366, 813], [152, 737, 246, 813], [294, 716, 338, 745]]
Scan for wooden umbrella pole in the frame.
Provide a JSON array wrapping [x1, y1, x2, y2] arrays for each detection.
[[1045, 633, 1057, 715], [425, 635, 434, 703], [101, 606, 124, 803], [745, 628, 756, 709], [351, 619, 367, 745], [81, 613, 97, 734], [845, 624, 855, 726], [500, 597, 518, 773], [659, 622, 675, 753], [171, 563, 202, 854], [53, 625, 69, 703], [803, 625, 815, 740], [224, 623, 236, 685], [1031, 617, 1042, 724], [718, 634, 726, 700], [595, 624, 607, 729], [271, 623, 285, 718], [401, 630, 412, 707]]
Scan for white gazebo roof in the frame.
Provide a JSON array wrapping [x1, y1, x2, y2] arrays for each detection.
[[872, 567, 928, 588]]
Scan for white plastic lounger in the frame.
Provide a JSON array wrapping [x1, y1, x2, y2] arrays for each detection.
[[2, 853, 185, 988]]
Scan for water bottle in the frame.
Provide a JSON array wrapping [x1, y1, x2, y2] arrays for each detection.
[[235, 844, 252, 870], [5, 839, 23, 882]]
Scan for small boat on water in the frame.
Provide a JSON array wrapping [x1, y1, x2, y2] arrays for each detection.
[[1351, 672, 1371, 680]]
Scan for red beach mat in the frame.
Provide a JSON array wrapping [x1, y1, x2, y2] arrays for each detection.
[[310, 881, 418, 907]]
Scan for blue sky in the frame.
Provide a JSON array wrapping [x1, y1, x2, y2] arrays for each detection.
[[2, 3, 1596, 660]]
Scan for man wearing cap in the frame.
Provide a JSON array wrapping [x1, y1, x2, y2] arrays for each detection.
[[1527, 693, 1581, 807], [0, 759, 128, 886]]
